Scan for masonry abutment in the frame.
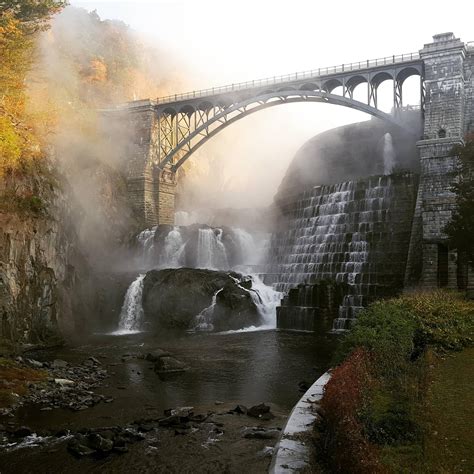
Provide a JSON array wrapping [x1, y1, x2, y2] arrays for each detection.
[[405, 33, 472, 290]]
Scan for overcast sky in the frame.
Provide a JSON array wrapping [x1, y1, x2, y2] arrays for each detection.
[[69, 0, 474, 208]]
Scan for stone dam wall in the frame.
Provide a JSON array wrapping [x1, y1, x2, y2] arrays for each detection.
[[266, 173, 418, 330]]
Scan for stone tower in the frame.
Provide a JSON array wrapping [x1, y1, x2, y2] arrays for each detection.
[[405, 33, 474, 289], [111, 100, 177, 227]]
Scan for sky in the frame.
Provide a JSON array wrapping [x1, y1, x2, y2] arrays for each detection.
[[70, 0, 474, 208]]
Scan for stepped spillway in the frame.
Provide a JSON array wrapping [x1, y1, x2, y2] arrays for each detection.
[[266, 173, 418, 330]]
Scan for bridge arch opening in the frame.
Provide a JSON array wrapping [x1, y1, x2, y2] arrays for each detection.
[[160, 90, 414, 172]]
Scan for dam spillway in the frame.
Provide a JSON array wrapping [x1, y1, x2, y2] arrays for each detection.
[[266, 173, 418, 330]]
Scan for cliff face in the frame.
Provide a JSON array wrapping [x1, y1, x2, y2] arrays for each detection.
[[0, 159, 139, 351], [0, 192, 89, 350]]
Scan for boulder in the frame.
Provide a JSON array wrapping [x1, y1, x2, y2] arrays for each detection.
[[144, 349, 171, 362], [247, 403, 271, 418], [154, 356, 188, 374], [142, 268, 260, 332], [86, 433, 114, 452]]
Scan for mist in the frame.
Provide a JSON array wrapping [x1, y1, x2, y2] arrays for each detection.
[[26, 6, 190, 264]]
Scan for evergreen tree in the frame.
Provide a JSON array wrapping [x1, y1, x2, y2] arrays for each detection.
[[445, 134, 474, 263]]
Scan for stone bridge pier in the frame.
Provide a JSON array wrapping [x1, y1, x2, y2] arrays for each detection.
[[117, 100, 177, 227]]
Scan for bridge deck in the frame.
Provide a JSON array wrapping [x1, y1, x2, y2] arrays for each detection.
[[156, 51, 421, 106]]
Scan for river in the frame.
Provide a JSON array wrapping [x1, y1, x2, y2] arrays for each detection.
[[0, 329, 336, 473]]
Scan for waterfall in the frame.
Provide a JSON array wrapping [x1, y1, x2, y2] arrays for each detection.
[[267, 174, 417, 331], [159, 227, 185, 268], [192, 288, 224, 331], [113, 274, 145, 335], [137, 227, 156, 267], [248, 275, 282, 328], [232, 228, 258, 265], [383, 132, 396, 175], [196, 228, 229, 270], [228, 274, 282, 330]]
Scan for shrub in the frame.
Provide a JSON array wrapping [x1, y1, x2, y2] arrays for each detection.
[[395, 290, 474, 351], [317, 348, 385, 473], [316, 290, 474, 471]]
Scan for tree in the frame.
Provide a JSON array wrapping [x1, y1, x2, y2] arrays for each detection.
[[0, 0, 66, 175], [0, 1, 66, 33], [444, 134, 474, 263]]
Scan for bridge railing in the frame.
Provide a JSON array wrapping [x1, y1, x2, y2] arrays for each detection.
[[156, 52, 420, 105]]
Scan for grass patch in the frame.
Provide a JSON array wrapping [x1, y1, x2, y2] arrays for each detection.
[[315, 290, 474, 472], [0, 358, 47, 409]]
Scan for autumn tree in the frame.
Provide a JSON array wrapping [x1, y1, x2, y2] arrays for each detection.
[[0, 0, 66, 174], [444, 134, 474, 265]]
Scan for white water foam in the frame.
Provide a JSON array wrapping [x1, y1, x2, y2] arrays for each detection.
[[192, 288, 224, 332], [111, 274, 145, 335], [196, 228, 229, 270], [383, 132, 396, 174]]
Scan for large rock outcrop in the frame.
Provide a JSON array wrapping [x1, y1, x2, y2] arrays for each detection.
[[142, 268, 260, 332], [0, 182, 90, 350]]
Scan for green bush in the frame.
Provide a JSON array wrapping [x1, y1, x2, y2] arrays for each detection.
[[318, 290, 474, 470]]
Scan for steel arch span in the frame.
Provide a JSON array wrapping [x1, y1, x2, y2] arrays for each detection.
[[154, 89, 419, 172]]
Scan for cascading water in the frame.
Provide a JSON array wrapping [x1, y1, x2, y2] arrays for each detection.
[[231, 228, 258, 265], [113, 274, 145, 335], [248, 275, 282, 328], [192, 288, 224, 331], [196, 228, 229, 270], [267, 174, 417, 331], [159, 227, 185, 268], [137, 227, 156, 267], [121, 223, 281, 334], [383, 132, 396, 175]]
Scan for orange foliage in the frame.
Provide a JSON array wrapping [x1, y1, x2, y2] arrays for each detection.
[[318, 349, 385, 473]]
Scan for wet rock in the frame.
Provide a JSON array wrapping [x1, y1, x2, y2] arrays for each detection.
[[243, 428, 280, 439], [13, 426, 32, 437], [142, 268, 261, 331], [298, 380, 310, 392], [230, 404, 248, 415], [164, 406, 194, 418], [158, 415, 181, 427], [190, 413, 212, 423], [54, 378, 75, 387], [26, 359, 43, 368], [174, 428, 190, 435], [260, 412, 275, 421], [257, 446, 275, 458], [137, 423, 155, 433], [247, 403, 271, 418], [86, 433, 114, 452], [144, 349, 171, 362], [68, 437, 95, 457], [52, 359, 68, 369], [154, 356, 188, 374]]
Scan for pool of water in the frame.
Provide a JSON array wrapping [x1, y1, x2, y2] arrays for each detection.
[[0, 329, 337, 473]]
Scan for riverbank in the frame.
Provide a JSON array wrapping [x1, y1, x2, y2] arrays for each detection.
[[313, 290, 474, 473], [0, 330, 337, 473]]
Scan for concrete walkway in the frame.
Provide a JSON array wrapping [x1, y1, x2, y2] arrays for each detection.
[[269, 371, 331, 473]]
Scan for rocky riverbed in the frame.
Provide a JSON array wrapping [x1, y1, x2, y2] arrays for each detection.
[[0, 330, 337, 473]]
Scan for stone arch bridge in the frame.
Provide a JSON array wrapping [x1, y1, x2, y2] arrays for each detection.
[[104, 32, 473, 289]]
